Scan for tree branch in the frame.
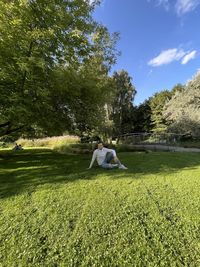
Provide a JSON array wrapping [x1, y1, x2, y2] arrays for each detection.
[[0, 123, 25, 138], [0, 121, 11, 128], [5, 125, 25, 135]]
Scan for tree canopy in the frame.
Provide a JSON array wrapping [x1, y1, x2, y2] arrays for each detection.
[[0, 0, 119, 139], [110, 70, 136, 137], [164, 73, 200, 136]]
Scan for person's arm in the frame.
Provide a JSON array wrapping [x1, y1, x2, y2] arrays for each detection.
[[104, 147, 117, 157], [88, 150, 97, 169]]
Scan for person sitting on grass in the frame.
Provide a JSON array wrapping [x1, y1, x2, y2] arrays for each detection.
[[88, 142, 128, 170], [13, 143, 23, 151], [18, 144, 23, 150]]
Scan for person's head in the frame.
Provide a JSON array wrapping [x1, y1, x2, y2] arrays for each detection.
[[97, 142, 104, 150]]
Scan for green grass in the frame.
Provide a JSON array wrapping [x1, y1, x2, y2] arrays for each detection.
[[0, 149, 200, 266]]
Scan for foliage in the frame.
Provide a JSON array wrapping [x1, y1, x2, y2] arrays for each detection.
[[164, 72, 200, 136], [149, 90, 173, 132], [48, 58, 115, 137], [110, 70, 136, 137], [148, 84, 184, 133], [0, 0, 119, 138], [132, 99, 153, 132]]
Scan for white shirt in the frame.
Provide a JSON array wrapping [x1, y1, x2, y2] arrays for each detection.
[[89, 147, 116, 168]]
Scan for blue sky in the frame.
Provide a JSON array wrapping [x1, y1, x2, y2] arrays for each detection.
[[92, 0, 200, 105]]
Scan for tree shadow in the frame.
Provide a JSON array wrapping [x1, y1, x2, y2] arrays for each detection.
[[1, 149, 200, 199], [0, 149, 97, 199]]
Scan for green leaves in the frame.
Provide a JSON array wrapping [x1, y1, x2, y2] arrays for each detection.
[[164, 74, 200, 136], [0, 0, 119, 138], [149, 90, 174, 133], [110, 70, 136, 137]]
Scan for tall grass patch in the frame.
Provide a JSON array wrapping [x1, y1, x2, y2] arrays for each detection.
[[17, 135, 80, 149]]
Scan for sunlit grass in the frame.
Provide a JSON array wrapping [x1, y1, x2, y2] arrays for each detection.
[[0, 149, 200, 266], [16, 135, 80, 148]]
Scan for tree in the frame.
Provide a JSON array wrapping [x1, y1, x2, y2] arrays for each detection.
[[0, 0, 119, 138], [164, 73, 200, 137], [51, 58, 115, 136], [110, 70, 136, 138], [132, 100, 152, 132], [149, 90, 173, 132]]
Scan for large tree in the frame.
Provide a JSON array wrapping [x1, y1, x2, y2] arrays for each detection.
[[164, 73, 200, 137], [149, 90, 174, 132], [49, 57, 115, 137], [0, 0, 118, 138], [132, 99, 152, 132], [110, 70, 136, 138]]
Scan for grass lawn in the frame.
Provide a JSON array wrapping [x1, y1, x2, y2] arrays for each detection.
[[0, 149, 200, 266]]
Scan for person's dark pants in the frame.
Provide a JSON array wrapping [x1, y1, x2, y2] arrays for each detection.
[[100, 152, 118, 169]]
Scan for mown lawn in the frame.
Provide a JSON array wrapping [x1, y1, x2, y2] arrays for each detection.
[[0, 149, 200, 266]]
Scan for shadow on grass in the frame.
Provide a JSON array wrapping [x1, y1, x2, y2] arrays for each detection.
[[1, 149, 200, 198], [0, 149, 103, 199]]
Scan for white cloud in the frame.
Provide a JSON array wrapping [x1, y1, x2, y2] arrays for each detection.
[[181, 50, 197, 64], [148, 48, 186, 67], [147, 0, 170, 11], [157, 0, 170, 10], [148, 0, 200, 15], [175, 0, 200, 15]]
